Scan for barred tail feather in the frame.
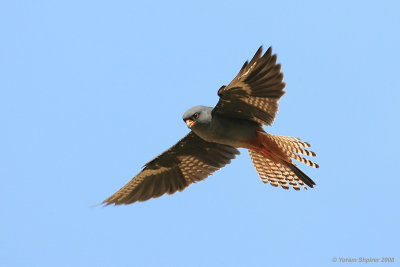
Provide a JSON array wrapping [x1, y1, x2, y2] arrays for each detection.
[[267, 134, 319, 168], [248, 132, 318, 190], [249, 149, 314, 190], [285, 162, 316, 188]]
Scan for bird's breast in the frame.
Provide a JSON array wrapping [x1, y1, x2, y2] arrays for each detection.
[[192, 115, 259, 148]]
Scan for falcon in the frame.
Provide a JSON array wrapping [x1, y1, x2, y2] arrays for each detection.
[[103, 46, 318, 205]]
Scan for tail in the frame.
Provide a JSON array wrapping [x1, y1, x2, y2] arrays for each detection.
[[248, 132, 318, 190]]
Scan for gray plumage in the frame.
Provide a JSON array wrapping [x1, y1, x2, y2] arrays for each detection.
[[182, 106, 259, 148], [103, 46, 318, 206]]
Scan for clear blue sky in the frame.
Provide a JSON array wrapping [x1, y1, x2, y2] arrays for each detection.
[[1, 1, 399, 266]]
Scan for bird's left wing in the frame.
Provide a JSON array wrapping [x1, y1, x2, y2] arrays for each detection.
[[212, 46, 286, 126], [103, 132, 239, 205]]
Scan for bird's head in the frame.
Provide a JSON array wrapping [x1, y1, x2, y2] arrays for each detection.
[[182, 106, 211, 129]]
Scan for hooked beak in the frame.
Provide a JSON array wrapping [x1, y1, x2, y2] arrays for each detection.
[[185, 119, 196, 128]]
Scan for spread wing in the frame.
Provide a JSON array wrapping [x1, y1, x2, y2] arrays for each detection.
[[212, 46, 286, 126], [103, 132, 240, 205]]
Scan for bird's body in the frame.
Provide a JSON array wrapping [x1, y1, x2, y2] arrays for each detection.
[[103, 46, 319, 205], [183, 106, 259, 148]]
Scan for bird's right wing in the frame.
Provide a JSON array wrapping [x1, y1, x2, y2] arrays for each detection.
[[103, 132, 240, 205]]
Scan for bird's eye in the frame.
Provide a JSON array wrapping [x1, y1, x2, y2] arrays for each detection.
[[192, 113, 199, 119]]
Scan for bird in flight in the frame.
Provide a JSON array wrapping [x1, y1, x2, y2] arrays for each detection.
[[103, 46, 318, 205]]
